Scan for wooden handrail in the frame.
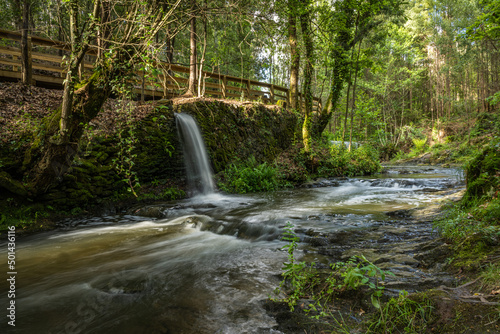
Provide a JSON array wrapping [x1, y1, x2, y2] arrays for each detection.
[[0, 28, 322, 111]]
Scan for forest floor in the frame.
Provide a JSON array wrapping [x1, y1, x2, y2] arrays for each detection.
[[0, 82, 157, 146]]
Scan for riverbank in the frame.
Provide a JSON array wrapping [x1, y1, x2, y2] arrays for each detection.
[[266, 171, 500, 333]]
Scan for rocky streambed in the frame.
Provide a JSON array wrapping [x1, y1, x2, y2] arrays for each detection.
[[2, 166, 476, 333]]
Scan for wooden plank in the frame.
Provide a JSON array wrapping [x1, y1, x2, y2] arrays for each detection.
[[203, 81, 222, 90], [273, 85, 288, 92], [225, 84, 245, 93], [0, 69, 21, 79], [222, 75, 227, 98], [1, 46, 93, 70], [249, 89, 268, 96], [224, 92, 241, 98], [204, 89, 224, 97]]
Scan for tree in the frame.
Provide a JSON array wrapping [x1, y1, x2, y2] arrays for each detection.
[[300, 1, 314, 151], [20, 0, 32, 85], [186, 0, 198, 96], [22, 0, 185, 195], [312, 0, 403, 138], [288, 0, 300, 110]]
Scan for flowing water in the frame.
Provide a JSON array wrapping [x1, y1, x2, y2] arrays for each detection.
[[176, 113, 216, 195], [0, 167, 464, 334]]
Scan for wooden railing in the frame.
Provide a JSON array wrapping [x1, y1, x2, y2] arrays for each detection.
[[0, 28, 322, 111]]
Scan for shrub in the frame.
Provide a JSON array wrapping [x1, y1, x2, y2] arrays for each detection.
[[218, 156, 283, 193], [412, 138, 427, 153], [318, 143, 381, 177]]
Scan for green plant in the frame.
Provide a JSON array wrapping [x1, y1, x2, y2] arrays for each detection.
[[412, 138, 427, 153], [480, 264, 500, 291], [272, 222, 317, 311], [368, 290, 434, 333], [112, 101, 141, 197], [272, 224, 394, 319], [329, 255, 394, 310], [218, 156, 283, 193]]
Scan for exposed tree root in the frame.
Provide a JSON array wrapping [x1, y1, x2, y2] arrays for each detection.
[[437, 279, 500, 305]]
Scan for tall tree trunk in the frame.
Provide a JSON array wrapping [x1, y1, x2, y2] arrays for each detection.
[[97, 0, 111, 60], [27, 68, 119, 194], [60, 0, 82, 137], [197, 3, 207, 97], [288, 0, 299, 110], [187, 0, 197, 96], [166, 23, 175, 64], [342, 82, 351, 143], [311, 2, 355, 138], [349, 38, 362, 151], [21, 0, 32, 85], [300, 6, 313, 151]]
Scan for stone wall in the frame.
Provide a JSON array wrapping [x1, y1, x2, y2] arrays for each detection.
[[0, 99, 299, 210]]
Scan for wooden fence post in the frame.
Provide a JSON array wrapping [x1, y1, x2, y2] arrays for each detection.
[[141, 70, 145, 101], [21, 35, 32, 84], [270, 84, 275, 104], [222, 75, 227, 98], [246, 79, 251, 99]]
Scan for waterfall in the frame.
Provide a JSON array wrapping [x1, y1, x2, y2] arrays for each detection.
[[175, 113, 215, 195]]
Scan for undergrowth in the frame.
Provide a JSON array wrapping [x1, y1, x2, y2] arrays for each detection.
[[368, 291, 435, 333], [217, 156, 288, 193], [272, 223, 394, 322], [0, 199, 54, 232], [434, 136, 500, 272]]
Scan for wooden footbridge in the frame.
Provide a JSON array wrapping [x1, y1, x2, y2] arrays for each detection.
[[0, 28, 322, 111]]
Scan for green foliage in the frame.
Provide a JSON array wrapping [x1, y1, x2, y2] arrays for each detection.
[[272, 222, 316, 311], [272, 223, 394, 319], [434, 137, 500, 271], [368, 290, 435, 333], [316, 141, 381, 177], [411, 138, 427, 153], [0, 200, 54, 232], [137, 187, 186, 201], [218, 156, 284, 193], [469, 113, 500, 139], [463, 137, 500, 204], [112, 101, 141, 197], [480, 263, 500, 291]]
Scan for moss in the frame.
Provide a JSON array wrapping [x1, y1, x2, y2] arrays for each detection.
[[174, 100, 297, 173], [463, 137, 500, 205], [399, 289, 500, 334]]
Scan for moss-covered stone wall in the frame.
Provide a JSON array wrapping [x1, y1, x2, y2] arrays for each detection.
[[172, 100, 299, 172], [0, 99, 298, 211]]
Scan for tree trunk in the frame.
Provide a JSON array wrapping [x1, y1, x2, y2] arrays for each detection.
[[97, 1, 111, 60], [187, 0, 197, 96], [288, 0, 299, 110], [198, 4, 207, 97], [349, 38, 362, 151], [26, 68, 117, 194], [300, 7, 313, 151], [21, 0, 32, 85]]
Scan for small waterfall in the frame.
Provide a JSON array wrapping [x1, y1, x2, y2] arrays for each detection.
[[175, 113, 215, 195]]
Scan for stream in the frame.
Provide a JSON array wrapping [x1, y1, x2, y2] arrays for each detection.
[[1, 166, 464, 333]]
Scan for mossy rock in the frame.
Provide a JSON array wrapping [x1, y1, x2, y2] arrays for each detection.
[[464, 137, 500, 204]]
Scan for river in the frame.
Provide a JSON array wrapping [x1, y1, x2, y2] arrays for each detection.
[[1, 166, 463, 333]]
